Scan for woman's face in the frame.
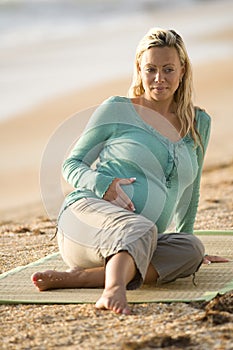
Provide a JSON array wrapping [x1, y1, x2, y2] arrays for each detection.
[[139, 46, 185, 105]]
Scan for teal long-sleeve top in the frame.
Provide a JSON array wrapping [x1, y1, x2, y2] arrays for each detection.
[[62, 96, 211, 234]]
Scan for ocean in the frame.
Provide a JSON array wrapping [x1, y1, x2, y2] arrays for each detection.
[[0, 0, 232, 121]]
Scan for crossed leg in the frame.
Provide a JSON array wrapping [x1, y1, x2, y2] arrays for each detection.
[[95, 251, 136, 314], [31, 252, 158, 314]]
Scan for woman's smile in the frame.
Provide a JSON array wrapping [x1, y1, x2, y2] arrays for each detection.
[[151, 85, 167, 92]]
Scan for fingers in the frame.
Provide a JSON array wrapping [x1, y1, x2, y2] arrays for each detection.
[[203, 255, 230, 264], [210, 255, 230, 263], [116, 178, 136, 211], [203, 257, 212, 265], [103, 177, 136, 211], [112, 194, 135, 212]]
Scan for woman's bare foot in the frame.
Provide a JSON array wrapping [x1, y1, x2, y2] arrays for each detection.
[[31, 270, 80, 291], [95, 251, 136, 315], [95, 285, 130, 315], [31, 266, 105, 291]]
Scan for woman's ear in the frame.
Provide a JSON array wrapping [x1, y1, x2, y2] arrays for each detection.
[[137, 61, 141, 75], [180, 65, 185, 81]]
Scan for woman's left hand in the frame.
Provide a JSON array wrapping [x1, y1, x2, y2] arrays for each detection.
[[203, 255, 230, 264]]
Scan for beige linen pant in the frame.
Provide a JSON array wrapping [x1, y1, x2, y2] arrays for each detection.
[[57, 198, 204, 289]]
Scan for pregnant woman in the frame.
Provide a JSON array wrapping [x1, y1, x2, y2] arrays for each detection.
[[32, 28, 226, 314]]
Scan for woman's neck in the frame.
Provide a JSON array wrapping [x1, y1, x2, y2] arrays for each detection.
[[131, 95, 184, 140], [136, 95, 176, 119]]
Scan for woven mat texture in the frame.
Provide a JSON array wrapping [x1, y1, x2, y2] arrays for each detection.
[[0, 232, 232, 304]]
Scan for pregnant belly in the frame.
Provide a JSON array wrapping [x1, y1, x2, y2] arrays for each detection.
[[121, 177, 167, 224]]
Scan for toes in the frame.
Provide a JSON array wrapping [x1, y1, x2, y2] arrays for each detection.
[[95, 297, 105, 310], [122, 307, 131, 315], [31, 271, 53, 291], [31, 272, 43, 283], [95, 294, 130, 315], [95, 296, 112, 310], [112, 301, 123, 314]]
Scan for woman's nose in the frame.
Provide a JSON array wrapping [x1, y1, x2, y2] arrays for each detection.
[[154, 71, 164, 82]]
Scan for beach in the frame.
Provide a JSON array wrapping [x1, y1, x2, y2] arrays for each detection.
[[0, 0, 233, 348]]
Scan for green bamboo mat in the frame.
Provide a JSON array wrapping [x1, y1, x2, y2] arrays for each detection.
[[0, 231, 232, 304]]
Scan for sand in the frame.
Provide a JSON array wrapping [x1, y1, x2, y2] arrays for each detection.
[[0, 9, 233, 349]]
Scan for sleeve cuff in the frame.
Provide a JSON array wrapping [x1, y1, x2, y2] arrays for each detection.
[[95, 174, 115, 198]]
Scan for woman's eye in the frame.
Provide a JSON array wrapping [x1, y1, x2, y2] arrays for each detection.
[[164, 68, 174, 73], [146, 68, 155, 73]]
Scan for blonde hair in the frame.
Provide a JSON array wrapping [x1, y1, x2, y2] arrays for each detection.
[[128, 28, 200, 147]]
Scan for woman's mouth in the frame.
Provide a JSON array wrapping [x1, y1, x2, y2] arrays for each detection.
[[151, 86, 166, 92]]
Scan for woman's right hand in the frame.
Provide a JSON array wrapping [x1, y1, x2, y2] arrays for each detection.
[[103, 177, 136, 212]]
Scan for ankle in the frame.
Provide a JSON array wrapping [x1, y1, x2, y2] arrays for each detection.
[[104, 283, 125, 293]]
